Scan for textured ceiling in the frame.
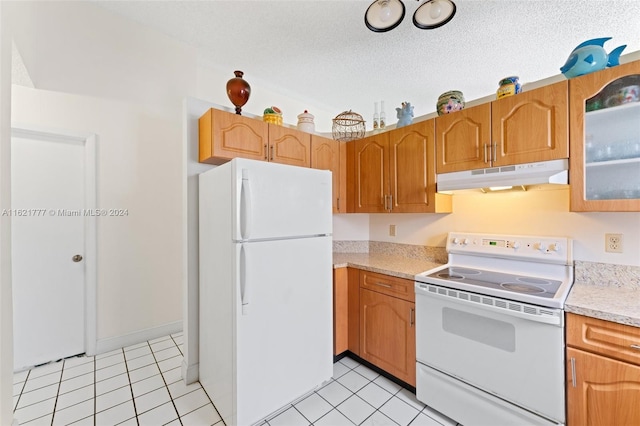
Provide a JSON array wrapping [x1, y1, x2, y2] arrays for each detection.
[[94, 0, 640, 125]]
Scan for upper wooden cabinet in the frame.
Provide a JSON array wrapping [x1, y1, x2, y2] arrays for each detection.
[[199, 108, 310, 167], [436, 81, 569, 173], [434, 102, 491, 173], [199, 108, 268, 165], [267, 124, 311, 167], [566, 313, 640, 426], [569, 60, 640, 212], [349, 132, 389, 213], [347, 120, 451, 213], [311, 135, 347, 213]]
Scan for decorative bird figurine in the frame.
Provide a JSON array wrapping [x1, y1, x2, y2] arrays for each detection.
[[560, 37, 626, 78], [396, 102, 414, 128]]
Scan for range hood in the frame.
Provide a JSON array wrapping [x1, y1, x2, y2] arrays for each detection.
[[437, 159, 569, 192]]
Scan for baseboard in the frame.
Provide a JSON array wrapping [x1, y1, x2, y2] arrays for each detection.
[[181, 359, 199, 385], [95, 321, 182, 355]]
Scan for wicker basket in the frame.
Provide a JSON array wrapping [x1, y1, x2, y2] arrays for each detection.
[[263, 113, 283, 125], [332, 110, 365, 141]]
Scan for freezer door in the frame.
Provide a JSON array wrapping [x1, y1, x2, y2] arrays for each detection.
[[234, 236, 333, 426], [231, 158, 332, 241]]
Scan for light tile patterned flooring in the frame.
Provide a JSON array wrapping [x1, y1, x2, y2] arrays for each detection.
[[13, 334, 458, 426], [258, 357, 458, 426], [12, 332, 222, 426]]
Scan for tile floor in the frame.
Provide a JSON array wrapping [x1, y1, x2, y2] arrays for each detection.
[[13, 334, 458, 426], [13, 332, 222, 426]]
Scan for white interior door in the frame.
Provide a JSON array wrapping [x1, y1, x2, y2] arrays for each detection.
[[11, 133, 86, 370]]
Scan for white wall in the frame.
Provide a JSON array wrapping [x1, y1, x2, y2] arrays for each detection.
[[5, 1, 203, 349], [333, 214, 370, 240], [195, 66, 336, 134], [12, 85, 184, 343], [0, 2, 13, 424], [333, 187, 640, 267]]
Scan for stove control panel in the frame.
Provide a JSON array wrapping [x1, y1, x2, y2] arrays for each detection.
[[447, 232, 573, 264]]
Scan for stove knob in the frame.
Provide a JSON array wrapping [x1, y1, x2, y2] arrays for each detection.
[[532, 242, 544, 251], [452, 238, 460, 245], [548, 243, 560, 252], [512, 241, 521, 249], [461, 238, 470, 245]]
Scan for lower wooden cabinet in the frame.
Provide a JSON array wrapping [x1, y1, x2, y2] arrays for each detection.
[[360, 288, 416, 386], [332, 267, 416, 386], [566, 313, 640, 426], [347, 267, 361, 355], [566, 347, 640, 426], [333, 268, 348, 355]]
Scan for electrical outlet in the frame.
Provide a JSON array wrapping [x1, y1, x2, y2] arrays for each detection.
[[389, 224, 396, 237], [605, 233, 623, 253]]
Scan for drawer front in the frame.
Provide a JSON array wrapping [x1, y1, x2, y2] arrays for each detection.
[[566, 313, 640, 366], [360, 270, 415, 303]]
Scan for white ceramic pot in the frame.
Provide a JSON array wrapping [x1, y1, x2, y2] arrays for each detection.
[[297, 110, 315, 133]]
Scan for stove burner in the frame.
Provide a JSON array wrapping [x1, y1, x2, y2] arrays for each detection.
[[450, 267, 481, 275], [500, 283, 546, 294], [516, 277, 552, 286], [437, 273, 464, 280]]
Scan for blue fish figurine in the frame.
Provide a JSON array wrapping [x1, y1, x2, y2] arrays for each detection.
[[560, 37, 626, 78], [396, 102, 414, 128]]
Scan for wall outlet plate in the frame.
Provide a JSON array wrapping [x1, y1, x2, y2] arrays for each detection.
[[389, 224, 396, 237], [605, 233, 623, 253]]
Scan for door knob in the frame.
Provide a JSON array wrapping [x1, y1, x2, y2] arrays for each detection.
[[72, 254, 83, 262]]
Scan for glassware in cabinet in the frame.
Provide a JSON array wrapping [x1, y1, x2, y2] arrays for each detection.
[[570, 61, 640, 211]]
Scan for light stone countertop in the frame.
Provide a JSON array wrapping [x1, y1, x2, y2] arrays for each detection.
[[565, 261, 640, 328], [333, 252, 443, 281], [334, 243, 640, 328], [565, 285, 640, 327]]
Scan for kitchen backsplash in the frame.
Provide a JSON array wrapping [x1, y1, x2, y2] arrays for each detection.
[[333, 240, 369, 253], [333, 240, 448, 264], [574, 261, 640, 290]]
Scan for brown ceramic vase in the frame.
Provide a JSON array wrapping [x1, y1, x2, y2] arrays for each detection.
[[226, 70, 251, 115]]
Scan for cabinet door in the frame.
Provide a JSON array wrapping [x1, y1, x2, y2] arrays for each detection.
[[389, 121, 436, 213], [333, 268, 348, 356], [351, 133, 390, 213], [348, 268, 360, 356], [199, 108, 268, 164], [492, 81, 569, 166], [567, 347, 640, 426], [360, 288, 416, 386], [268, 125, 311, 167], [569, 60, 640, 212], [435, 103, 491, 173], [311, 135, 345, 213]]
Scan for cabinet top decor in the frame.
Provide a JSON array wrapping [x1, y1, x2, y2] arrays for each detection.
[[332, 110, 366, 142], [560, 37, 626, 79]]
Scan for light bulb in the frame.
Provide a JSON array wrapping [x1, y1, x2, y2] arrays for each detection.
[[379, 0, 392, 22], [429, 0, 442, 19]]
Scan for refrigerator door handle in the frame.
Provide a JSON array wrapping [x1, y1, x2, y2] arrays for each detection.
[[240, 169, 252, 240], [240, 244, 249, 315]]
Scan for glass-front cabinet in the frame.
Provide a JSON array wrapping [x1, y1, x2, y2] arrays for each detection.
[[570, 60, 640, 211]]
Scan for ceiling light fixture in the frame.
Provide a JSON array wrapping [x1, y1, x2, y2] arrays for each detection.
[[413, 0, 456, 29], [365, 0, 456, 32], [365, 0, 406, 33]]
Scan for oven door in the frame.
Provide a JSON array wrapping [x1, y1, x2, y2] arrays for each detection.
[[415, 283, 565, 425]]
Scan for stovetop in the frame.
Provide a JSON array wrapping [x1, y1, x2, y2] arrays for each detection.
[[428, 267, 562, 299], [415, 232, 574, 309]]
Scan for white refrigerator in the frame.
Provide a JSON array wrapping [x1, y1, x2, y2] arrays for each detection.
[[199, 158, 333, 426]]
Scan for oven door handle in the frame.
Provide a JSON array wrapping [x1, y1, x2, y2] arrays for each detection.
[[415, 284, 563, 326]]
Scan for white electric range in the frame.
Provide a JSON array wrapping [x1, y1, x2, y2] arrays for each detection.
[[414, 232, 574, 426]]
